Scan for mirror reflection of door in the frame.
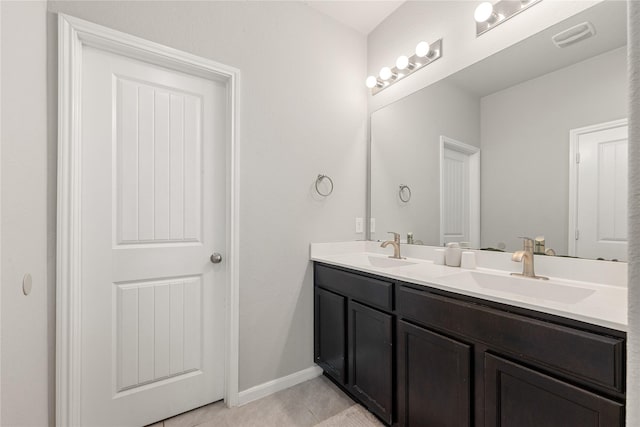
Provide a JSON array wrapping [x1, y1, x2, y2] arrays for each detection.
[[569, 119, 628, 261], [440, 136, 480, 248]]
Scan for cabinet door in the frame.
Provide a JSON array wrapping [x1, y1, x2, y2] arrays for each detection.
[[397, 320, 472, 427], [314, 287, 347, 384], [485, 353, 623, 427], [349, 301, 393, 424]]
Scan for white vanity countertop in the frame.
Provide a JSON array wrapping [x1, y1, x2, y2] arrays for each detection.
[[310, 242, 627, 331]]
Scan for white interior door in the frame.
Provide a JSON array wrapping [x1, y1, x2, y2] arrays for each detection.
[[571, 120, 627, 261], [440, 136, 480, 248], [79, 45, 226, 426], [442, 148, 469, 244]]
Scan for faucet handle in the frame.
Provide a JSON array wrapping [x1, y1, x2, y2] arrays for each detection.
[[517, 236, 534, 250], [387, 231, 400, 242]]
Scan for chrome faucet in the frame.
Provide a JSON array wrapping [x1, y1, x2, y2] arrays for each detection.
[[381, 232, 403, 259], [511, 237, 548, 280]]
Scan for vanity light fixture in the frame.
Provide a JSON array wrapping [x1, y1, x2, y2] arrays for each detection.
[[365, 38, 443, 95], [474, 2, 500, 25], [395, 55, 413, 71], [474, 0, 541, 36], [366, 75, 383, 89], [379, 66, 396, 81], [415, 41, 432, 58]]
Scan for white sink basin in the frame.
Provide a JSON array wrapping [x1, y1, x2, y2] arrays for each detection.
[[395, 262, 462, 279], [437, 271, 596, 303], [325, 253, 417, 269]]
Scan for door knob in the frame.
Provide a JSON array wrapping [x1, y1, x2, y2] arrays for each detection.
[[210, 253, 222, 264]]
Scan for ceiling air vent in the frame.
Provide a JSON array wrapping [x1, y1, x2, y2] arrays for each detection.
[[552, 22, 596, 48]]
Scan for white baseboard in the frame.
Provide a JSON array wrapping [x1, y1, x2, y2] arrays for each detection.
[[237, 365, 323, 406]]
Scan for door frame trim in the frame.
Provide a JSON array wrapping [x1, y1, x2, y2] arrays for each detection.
[[56, 14, 241, 425], [439, 136, 480, 248], [567, 118, 627, 257]]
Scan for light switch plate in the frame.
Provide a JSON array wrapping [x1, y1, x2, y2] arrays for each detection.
[[355, 217, 363, 233], [370, 218, 376, 233]]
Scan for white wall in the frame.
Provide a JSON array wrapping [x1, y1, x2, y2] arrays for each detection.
[[1, 1, 367, 425], [47, 0, 368, 395], [370, 80, 479, 244], [48, 0, 368, 393], [480, 47, 627, 254], [0, 1, 50, 426], [367, 0, 602, 111]]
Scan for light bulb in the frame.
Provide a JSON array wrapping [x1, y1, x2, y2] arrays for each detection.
[[396, 55, 410, 70], [379, 67, 393, 81], [474, 2, 494, 23], [415, 41, 430, 58], [365, 75, 379, 89]]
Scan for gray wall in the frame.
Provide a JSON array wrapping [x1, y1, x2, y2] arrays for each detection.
[[370, 80, 480, 244], [480, 47, 627, 254], [2, 1, 367, 425], [1, 2, 49, 426]]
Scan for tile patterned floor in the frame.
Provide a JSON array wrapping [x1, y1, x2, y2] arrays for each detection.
[[148, 375, 383, 427]]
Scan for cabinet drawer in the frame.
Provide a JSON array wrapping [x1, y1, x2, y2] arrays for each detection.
[[315, 264, 393, 311], [397, 285, 624, 393]]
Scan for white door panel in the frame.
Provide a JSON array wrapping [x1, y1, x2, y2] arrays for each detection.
[[80, 46, 226, 426], [440, 136, 480, 248], [116, 78, 203, 244], [572, 121, 627, 261], [442, 148, 469, 243]]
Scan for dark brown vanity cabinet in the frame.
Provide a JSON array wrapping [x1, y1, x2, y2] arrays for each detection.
[[314, 264, 394, 425], [349, 301, 393, 424], [484, 354, 623, 426], [313, 263, 626, 427], [397, 320, 471, 427], [314, 287, 347, 384], [397, 283, 626, 427]]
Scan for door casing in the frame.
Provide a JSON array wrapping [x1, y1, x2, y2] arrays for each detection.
[[56, 14, 240, 426]]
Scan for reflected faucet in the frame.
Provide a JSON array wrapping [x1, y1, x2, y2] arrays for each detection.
[[381, 232, 403, 259], [511, 237, 548, 280]]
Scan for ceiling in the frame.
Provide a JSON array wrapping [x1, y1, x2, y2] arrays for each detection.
[[448, 0, 626, 97], [305, 1, 405, 35]]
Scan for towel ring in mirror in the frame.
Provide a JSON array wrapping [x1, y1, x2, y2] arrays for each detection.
[[399, 184, 411, 203], [315, 174, 334, 197]]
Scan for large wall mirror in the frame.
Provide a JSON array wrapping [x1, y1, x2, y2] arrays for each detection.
[[370, 0, 627, 261]]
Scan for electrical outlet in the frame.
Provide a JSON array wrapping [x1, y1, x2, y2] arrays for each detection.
[[355, 217, 363, 233], [370, 218, 376, 233]]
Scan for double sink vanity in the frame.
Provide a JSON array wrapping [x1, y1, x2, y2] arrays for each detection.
[[311, 241, 626, 426]]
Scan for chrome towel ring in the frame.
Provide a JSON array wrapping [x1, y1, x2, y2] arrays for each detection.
[[315, 174, 334, 197], [399, 184, 412, 203]]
